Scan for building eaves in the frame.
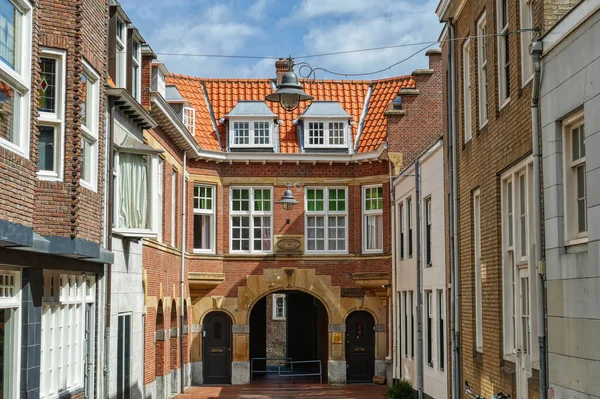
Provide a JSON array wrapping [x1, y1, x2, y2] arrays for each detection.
[[106, 87, 157, 129]]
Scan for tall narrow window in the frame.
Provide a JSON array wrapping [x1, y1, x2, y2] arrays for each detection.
[[193, 185, 215, 252], [497, 0, 511, 106], [410, 291, 415, 358], [272, 294, 286, 320], [426, 290, 433, 367], [520, 0, 534, 84], [230, 187, 273, 253], [117, 314, 131, 399], [156, 159, 163, 242], [183, 107, 196, 135], [424, 197, 432, 266], [305, 187, 347, 253], [403, 291, 408, 357], [399, 203, 405, 260], [563, 114, 587, 240], [363, 186, 383, 253], [407, 197, 413, 258], [171, 169, 177, 247], [519, 174, 528, 259], [38, 50, 65, 180], [80, 62, 99, 191], [115, 18, 126, 87], [477, 13, 489, 127], [131, 40, 141, 101], [438, 289, 445, 371], [463, 39, 472, 142], [474, 190, 483, 352]]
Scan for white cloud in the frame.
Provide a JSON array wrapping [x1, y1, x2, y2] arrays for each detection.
[[248, 0, 271, 21]]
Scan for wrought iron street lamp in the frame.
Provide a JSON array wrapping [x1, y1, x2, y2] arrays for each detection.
[[276, 182, 301, 211], [266, 57, 313, 112]]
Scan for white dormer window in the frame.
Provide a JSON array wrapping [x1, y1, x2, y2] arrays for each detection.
[[304, 120, 348, 148], [183, 107, 196, 135], [230, 120, 272, 148]]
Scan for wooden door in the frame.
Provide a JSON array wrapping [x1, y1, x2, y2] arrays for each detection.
[[203, 312, 232, 384], [345, 311, 375, 383]]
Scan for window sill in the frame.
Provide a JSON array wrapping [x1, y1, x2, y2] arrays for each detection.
[[565, 237, 588, 247], [113, 229, 157, 239], [37, 171, 62, 182], [0, 138, 28, 159], [229, 251, 274, 256], [363, 249, 384, 255], [304, 251, 349, 256], [193, 249, 216, 255], [479, 120, 488, 130], [80, 179, 97, 193], [499, 97, 511, 111]]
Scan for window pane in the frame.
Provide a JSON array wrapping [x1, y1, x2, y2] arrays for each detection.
[[580, 124, 585, 157], [81, 74, 90, 130], [193, 214, 211, 250], [572, 127, 580, 161], [81, 137, 93, 182], [39, 58, 57, 113], [0, 0, 21, 72], [118, 153, 149, 229], [254, 121, 270, 145], [507, 181, 513, 246], [0, 78, 20, 145], [38, 125, 56, 171], [233, 121, 249, 145], [328, 122, 344, 145], [577, 165, 587, 233]]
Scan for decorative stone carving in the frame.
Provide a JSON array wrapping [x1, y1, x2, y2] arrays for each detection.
[[274, 235, 304, 254]]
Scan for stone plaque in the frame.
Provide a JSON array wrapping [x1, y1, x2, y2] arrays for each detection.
[[341, 288, 365, 298], [332, 332, 343, 344], [274, 235, 304, 254]]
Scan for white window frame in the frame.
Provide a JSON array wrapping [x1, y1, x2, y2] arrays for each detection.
[[496, 0, 511, 108], [131, 39, 141, 101], [398, 202, 405, 260], [156, 158, 163, 242], [304, 187, 348, 254], [562, 112, 587, 244], [424, 196, 432, 266], [80, 61, 99, 192], [0, 0, 32, 157], [463, 38, 472, 143], [0, 267, 21, 399], [477, 13, 489, 128], [303, 118, 349, 149], [193, 184, 215, 254], [171, 168, 177, 247], [437, 289, 445, 372], [112, 151, 160, 237], [362, 185, 384, 254], [473, 189, 483, 352], [402, 291, 408, 358], [501, 158, 539, 366], [426, 290, 434, 368], [520, 0, 534, 86], [37, 48, 66, 181], [229, 118, 273, 148], [115, 18, 127, 88], [40, 271, 95, 398], [183, 107, 196, 135], [272, 293, 286, 320], [407, 197, 413, 258], [229, 186, 273, 254]]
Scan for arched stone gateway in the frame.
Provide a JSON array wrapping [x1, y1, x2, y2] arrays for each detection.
[[190, 268, 388, 385]]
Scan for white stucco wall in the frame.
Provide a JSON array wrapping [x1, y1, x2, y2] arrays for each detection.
[[541, 5, 600, 399]]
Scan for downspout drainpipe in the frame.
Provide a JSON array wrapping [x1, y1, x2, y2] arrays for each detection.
[[389, 160, 397, 384], [180, 151, 187, 393], [415, 159, 423, 399], [448, 20, 461, 399], [105, 96, 115, 399], [530, 40, 547, 399]]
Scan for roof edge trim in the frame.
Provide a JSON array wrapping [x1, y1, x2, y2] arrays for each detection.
[[200, 81, 223, 150], [354, 84, 374, 152]]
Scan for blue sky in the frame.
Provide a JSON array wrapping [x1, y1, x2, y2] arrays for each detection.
[[122, 0, 442, 80]]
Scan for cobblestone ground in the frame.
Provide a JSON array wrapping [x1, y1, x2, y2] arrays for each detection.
[[175, 383, 388, 398]]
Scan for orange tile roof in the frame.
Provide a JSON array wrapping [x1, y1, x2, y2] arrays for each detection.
[[167, 74, 415, 153]]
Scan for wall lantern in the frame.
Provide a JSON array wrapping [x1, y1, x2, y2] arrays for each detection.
[[266, 57, 313, 112], [276, 182, 301, 211]]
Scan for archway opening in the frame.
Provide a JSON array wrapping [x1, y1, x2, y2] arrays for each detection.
[[155, 300, 166, 378], [249, 290, 328, 383]]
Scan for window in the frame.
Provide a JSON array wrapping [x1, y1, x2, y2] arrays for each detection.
[[183, 107, 196, 135], [407, 197, 413, 258], [231, 120, 272, 147], [477, 13, 489, 127], [399, 203, 405, 260], [426, 290, 433, 367], [38, 49, 65, 180], [305, 120, 347, 148], [0, 0, 32, 157], [563, 113, 587, 241], [463, 39, 472, 142], [474, 190, 483, 352], [117, 314, 131, 399], [156, 159, 163, 242], [403, 291, 408, 357], [40, 272, 96, 398], [115, 152, 153, 231], [193, 185, 215, 253], [131, 40, 141, 101], [171, 169, 177, 246], [438, 289, 445, 371], [80, 62, 99, 191], [305, 187, 347, 253], [497, 0, 510, 106], [115, 18, 126, 87], [272, 294, 286, 320], [363, 186, 383, 252], [424, 197, 432, 266], [230, 187, 273, 253], [520, 0, 534, 85], [0, 269, 21, 398], [410, 291, 414, 358]]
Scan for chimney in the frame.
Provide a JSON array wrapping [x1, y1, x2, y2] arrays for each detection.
[[275, 58, 289, 86]]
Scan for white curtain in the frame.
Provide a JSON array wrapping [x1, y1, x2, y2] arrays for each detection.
[[119, 152, 148, 229]]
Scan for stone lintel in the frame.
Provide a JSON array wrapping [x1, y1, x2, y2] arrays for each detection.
[[232, 324, 250, 334], [328, 324, 346, 333]]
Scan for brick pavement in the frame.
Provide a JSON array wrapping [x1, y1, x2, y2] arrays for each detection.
[[175, 383, 388, 398]]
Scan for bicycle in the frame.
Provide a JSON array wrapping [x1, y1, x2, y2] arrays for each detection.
[[465, 381, 511, 399]]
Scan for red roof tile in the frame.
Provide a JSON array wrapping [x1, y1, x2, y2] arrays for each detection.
[[167, 74, 415, 153]]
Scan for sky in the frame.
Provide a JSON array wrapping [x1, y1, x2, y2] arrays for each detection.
[[122, 0, 443, 80]]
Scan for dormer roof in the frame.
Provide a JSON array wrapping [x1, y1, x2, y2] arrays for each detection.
[[226, 101, 277, 118], [300, 101, 352, 119]]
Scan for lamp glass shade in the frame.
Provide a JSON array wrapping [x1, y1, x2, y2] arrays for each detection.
[[276, 187, 299, 211], [279, 93, 300, 111]]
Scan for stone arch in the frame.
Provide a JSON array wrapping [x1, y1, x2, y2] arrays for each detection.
[[342, 306, 381, 325]]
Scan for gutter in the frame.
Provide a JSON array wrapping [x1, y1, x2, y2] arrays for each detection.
[[530, 40, 548, 399], [180, 151, 187, 393], [415, 159, 424, 399], [389, 161, 397, 384]]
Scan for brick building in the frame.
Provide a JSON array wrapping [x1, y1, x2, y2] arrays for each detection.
[[0, 0, 112, 398], [436, 0, 578, 398]]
